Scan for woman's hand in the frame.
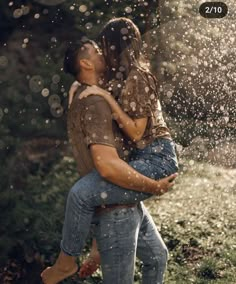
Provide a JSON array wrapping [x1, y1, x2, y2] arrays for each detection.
[[69, 81, 81, 108], [79, 85, 111, 100]]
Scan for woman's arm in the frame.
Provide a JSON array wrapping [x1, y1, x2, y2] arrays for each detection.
[[80, 85, 147, 142]]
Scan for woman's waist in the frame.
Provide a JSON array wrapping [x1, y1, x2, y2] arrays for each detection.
[[135, 133, 172, 149], [130, 137, 177, 159]]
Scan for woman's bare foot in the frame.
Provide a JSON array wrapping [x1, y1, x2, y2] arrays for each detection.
[[41, 251, 78, 284], [79, 252, 101, 278]]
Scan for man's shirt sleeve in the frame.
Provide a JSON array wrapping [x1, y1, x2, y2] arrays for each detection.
[[82, 96, 116, 148]]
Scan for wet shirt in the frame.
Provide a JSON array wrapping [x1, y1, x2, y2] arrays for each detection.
[[67, 85, 128, 177], [118, 67, 172, 149]]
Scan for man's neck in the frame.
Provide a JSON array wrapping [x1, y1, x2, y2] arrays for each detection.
[[77, 73, 99, 86]]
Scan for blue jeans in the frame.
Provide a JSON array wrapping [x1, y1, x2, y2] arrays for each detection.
[[61, 138, 178, 281], [92, 202, 168, 284]]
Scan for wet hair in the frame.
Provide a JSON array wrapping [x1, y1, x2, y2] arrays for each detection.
[[64, 39, 95, 77], [98, 17, 147, 80]]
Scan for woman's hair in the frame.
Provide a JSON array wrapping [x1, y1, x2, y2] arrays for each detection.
[[98, 17, 148, 80]]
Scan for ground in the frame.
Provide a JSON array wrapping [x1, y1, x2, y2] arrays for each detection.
[[143, 159, 236, 284]]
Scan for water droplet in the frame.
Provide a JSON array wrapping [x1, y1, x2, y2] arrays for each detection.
[[189, 160, 195, 166], [51, 37, 57, 43], [42, 88, 50, 97], [48, 94, 61, 106], [130, 102, 136, 109], [125, 7, 132, 13], [150, 94, 155, 100], [29, 75, 44, 93], [34, 13, 40, 19], [52, 74, 60, 84], [85, 22, 93, 30], [13, 9, 23, 19], [22, 6, 30, 15], [79, 5, 87, 13], [101, 192, 108, 199], [50, 103, 63, 118], [121, 28, 128, 35]]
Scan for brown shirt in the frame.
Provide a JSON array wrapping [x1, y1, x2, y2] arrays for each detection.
[[67, 85, 128, 177], [118, 67, 172, 149]]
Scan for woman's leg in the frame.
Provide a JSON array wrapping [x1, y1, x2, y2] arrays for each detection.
[[41, 251, 77, 284], [136, 203, 168, 284]]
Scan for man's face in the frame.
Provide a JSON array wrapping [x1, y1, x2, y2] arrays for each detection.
[[84, 42, 106, 74]]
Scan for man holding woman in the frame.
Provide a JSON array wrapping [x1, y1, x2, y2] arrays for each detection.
[[41, 17, 178, 284]]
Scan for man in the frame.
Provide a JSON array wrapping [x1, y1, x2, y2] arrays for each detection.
[[41, 40, 177, 284]]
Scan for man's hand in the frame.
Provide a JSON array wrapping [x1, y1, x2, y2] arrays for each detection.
[[154, 173, 178, 196], [90, 144, 178, 195]]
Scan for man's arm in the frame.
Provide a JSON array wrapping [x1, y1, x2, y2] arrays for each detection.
[[82, 97, 177, 195], [90, 144, 177, 195]]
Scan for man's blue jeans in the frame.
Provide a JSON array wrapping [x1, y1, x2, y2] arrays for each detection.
[[92, 202, 168, 284], [61, 138, 178, 282]]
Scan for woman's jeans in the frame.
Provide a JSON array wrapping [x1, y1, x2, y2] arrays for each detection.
[[61, 138, 178, 281]]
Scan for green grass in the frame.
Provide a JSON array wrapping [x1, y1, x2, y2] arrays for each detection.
[[144, 159, 236, 283]]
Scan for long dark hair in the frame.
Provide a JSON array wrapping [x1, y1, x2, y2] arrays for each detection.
[[98, 17, 148, 81]]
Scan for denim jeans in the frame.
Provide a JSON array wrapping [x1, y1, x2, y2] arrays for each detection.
[[61, 138, 178, 280], [92, 202, 168, 284]]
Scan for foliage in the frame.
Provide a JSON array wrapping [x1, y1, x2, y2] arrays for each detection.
[[0, 157, 78, 264]]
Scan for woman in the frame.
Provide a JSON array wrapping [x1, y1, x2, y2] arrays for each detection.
[[41, 17, 178, 284]]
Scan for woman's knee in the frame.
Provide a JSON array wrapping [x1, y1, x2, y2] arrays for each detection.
[[68, 180, 90, 205]]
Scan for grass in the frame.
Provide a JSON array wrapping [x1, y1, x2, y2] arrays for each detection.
[[143, 158, 236, 283]]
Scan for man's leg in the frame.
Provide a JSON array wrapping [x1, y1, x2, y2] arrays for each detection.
[[136, 203, 168, 284], [93, 205, 142, 284]]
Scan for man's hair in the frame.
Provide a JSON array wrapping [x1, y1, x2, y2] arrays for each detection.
[[63, 40, 93, 77]]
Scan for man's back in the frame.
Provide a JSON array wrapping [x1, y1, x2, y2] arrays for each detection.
[[67, 85, 127, 177]]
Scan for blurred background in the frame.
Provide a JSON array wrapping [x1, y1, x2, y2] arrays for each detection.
[[0, 0, 235, 283]]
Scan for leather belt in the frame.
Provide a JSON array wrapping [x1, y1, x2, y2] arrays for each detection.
[[95, 203, 137, 215]]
